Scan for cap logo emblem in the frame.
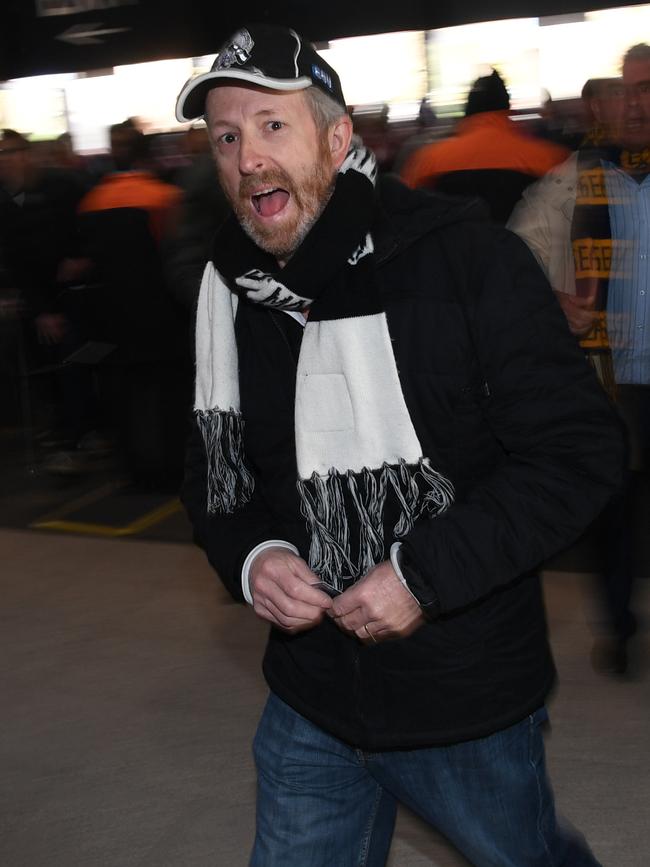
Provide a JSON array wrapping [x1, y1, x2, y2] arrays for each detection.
[[216, 28, 254, 70], [312, 64, 333, 91]]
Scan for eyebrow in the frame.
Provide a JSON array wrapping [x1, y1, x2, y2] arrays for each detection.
[[211, 108, 282, 128]]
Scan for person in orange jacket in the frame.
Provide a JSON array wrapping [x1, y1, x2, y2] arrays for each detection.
[[401, 70, 569, 222]]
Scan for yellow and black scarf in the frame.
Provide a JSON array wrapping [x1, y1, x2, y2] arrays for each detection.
[[571, 147, 617, 399], [571, 145, 650, 400]]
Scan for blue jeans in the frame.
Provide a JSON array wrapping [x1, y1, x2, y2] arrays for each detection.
[[250, 693, 601, 867]]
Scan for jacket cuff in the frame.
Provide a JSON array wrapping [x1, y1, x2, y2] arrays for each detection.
[[241, 540, 300, 604], [394, 543, 441, 621]]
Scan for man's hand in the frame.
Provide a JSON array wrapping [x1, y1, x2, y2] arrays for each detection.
[[330, 560, 425, 645], [554, 290, 599, 336], [249, 547, 332, 634]]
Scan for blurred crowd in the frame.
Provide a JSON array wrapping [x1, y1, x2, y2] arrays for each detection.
[[0, 119, 230, 490], [1, 41, 648, 673]]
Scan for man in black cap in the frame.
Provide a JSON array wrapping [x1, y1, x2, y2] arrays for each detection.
[[179, 24, 622, 866]]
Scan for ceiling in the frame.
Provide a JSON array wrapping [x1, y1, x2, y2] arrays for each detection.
[[1, 0, 645, 80]]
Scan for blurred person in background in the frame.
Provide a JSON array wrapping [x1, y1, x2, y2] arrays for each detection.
[[0, 128, 92, 459], [509, 43, 650, 675], [0, 203, 24, 428], [163, 124, 230, 309], [577, 78, 624, 148], [0, 130, 88, 349], [49, 131, 107, 186], [534, 90, 585, 152], [75, 121, 190, 491], [401, 69, 569, 223], [391, 98, 451, 176], [509, 75, 629, 307], [179, 23, 623, 866], [351, 103, 401, 173]]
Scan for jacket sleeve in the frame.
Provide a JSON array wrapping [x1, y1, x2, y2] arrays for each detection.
[[401, 226, 625, 615], [507, 156, 578, 295], [181, 415, 285, 602]]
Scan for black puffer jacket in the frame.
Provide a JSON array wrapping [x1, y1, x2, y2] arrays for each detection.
[[183, 177, 624, 750]]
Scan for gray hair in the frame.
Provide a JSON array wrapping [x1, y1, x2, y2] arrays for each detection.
[[623, 43, 650, 67], [302, 85, 349, 133]]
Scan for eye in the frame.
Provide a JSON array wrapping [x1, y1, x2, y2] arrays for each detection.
[[218, 132, 238, 145], [268, 120, 284, 132]]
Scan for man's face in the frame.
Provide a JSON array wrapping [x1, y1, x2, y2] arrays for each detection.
[[588, 79, 624, 138], [620, 57, 650, 150], [206, 85, 338, 261]]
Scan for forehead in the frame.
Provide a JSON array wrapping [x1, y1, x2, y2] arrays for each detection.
[[205, 84, 311, 122], [598, 79, 623, 97], [623, 57, 650, 85]]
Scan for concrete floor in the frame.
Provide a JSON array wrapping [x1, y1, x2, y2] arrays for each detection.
[[1, 528, 648, 867]]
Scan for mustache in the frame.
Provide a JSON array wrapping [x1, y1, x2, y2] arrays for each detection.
[[238, 171, 294, 200]]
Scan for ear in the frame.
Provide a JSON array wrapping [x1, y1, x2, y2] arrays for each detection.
[[328, 114, 353, 170]]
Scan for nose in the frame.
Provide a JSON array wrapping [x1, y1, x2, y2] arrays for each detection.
[[624, 84, 640, 111], [238, 134, 265, 176]]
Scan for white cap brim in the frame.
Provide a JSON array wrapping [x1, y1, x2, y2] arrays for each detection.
[[175, 69, 313, 123]]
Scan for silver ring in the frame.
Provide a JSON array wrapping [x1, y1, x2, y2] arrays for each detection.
[[363, 623, 378, 644]]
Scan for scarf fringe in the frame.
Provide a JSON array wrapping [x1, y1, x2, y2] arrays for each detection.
[[297, 472, 356, 581], [196, 409, 255, 514], [419, 459, 457, 515], [298, 459, 454, 587]]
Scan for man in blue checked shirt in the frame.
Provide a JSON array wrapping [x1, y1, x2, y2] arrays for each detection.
[[510, 42, 650, 676]]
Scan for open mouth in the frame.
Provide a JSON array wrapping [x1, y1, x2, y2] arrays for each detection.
[[252, 187, 290, 218]]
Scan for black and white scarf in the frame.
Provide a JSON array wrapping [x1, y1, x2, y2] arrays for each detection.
[[194, 144, 454, 587]]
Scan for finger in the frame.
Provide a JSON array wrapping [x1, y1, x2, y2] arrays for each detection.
[[259, 595, 325, 631], [355, 624, 376, 645], [287, 557, 320, 584], [556, 291, 596, 311], [254, 563, 331, 610], [573, 315, 599, 333], [275, 560, 332, 607], [570, 295, 596, 308], [287, 578, 334, 608], [354, 621, 388, 645], [335, 609, 370, 633], [262, 583, 330, 621], [332, 602, 378, 636], [330, 588, 365, 619]]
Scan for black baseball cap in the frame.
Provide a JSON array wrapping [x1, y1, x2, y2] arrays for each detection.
[[175, 24, 346, 122]]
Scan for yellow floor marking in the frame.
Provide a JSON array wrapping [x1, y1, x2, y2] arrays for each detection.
[[31, 498, 182, 537]]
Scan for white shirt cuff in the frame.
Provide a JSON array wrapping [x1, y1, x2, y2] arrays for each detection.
[[241, 540, 300, 605], [389, 541, 420, 603]]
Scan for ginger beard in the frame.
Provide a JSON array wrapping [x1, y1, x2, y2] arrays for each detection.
[[224, 137, 336, 261]]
